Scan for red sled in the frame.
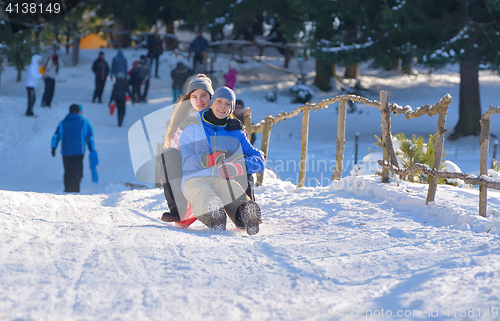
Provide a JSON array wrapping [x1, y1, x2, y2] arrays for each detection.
[[109, 95, 131, 115], [109, 100, 116, 115], [175, 202, 197, 228]]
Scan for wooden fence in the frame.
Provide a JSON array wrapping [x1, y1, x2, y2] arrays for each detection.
[[245, 92, 500, 217]]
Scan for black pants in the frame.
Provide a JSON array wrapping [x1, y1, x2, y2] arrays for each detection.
[[63, 155, 84, 192], [162, 148, 188, 218], [42, 77, 55, 107], [142, 79, 149, 101], [193, 53, 203, 71], [150, 55, 159, 77], [93, 78, 105, 102], [246, 173, 255, 201], [130, 80, 139, 102], [26, 87, 35, 115], [115, 97, 126, 126]]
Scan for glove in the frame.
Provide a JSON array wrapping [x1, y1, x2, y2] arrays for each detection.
[[218, 162, 245, 179], [201, 151, 225, 168], [51, 148, 56, 157], [226, 118, 243, 131]]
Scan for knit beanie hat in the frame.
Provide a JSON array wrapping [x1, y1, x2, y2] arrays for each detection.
[[183, 74, 214, 100], [209, 86, 236, 112], [69, 104, 80, 113]]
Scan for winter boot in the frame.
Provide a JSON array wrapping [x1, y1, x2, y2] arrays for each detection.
[[206, 197, 227, 231], [234, 204, 246, 230], [161, 211, 181, 223], [242, 200, 261, 235]]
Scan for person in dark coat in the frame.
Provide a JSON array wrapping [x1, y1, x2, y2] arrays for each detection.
[[42, 54, 58, 107], [110, 49, 128, 80], [188, 30, 210, 71], [109, 72, 132, 126], [130, 55, 151, 102], [91, 51, 109, 103], [51, 104, 95, 192], [170, 62, 192, 103], [147, 28, 163, 78]]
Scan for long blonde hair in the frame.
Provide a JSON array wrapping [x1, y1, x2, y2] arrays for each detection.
[[163, 100, 194, 148], [163, 74, 213, 148]]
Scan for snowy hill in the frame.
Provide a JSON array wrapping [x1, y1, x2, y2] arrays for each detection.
[[1, 48, 500, 320]]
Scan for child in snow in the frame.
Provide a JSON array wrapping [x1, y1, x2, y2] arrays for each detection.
[[42, 54, 59, 108], [109, 72, 132, 127], [223, 60, 238, 90], [25, 54, 43, 116], [178, 87, 265, 235], [171, 61, 192, 103], [161, 74, 215, 223], [51, 104, 96, 192]]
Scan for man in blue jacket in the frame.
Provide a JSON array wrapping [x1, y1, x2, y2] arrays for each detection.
[[51, 104, 95, 193], [188, 30, 210, 71], [111, 49, 128, 80]]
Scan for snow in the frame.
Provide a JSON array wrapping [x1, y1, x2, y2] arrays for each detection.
[[2, 48, 500, 320]]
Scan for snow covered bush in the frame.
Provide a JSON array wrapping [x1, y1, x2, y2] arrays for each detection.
[[394, 133, 445, 184]]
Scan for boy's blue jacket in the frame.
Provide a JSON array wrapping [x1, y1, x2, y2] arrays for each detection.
[[179, 109, 265, 190], [51, 113, 94, 156]]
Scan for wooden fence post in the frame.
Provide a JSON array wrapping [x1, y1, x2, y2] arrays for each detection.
[[256, 116, 273, 186], [379, 91, 392, 183], [479, 118, 491, 217], [298, 109, 310, 187], [426, 107, 448, 204], [244, 107, 253, 135], [333, 99, 348, 180]]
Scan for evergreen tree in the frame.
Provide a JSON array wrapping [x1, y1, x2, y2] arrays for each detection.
[[2, 31, 40, 82]]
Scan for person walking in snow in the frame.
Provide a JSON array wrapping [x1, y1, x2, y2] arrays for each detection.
[[91, 51, 109, 103], [110, 49, 128, 80], [51, 104, 96, 193], [109, 72, 132, 127], [170, 61, 192, 103], [41, 54, 59, 108], [147, 28, 163, 78], [25, 54, 43, 116], [223, 60, 238, 90], [188, 30, 210, 71], [178, 86, 265, 234]]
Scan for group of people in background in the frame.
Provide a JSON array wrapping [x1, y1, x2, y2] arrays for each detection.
[[24, 29, 260, 233]]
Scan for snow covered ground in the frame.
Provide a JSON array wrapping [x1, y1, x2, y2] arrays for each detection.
[[1, 48, 500, 320]]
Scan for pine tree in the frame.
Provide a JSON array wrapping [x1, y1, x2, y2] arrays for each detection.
[[2, 31, 40, 82]]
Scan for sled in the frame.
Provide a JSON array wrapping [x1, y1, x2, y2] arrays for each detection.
[[174, 202, 197, 228], [109, 95, 131, 115]]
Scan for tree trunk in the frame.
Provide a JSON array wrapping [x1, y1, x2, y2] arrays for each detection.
[[384, 58, 399, 70], [401, 55, 412, 75], [344, 64, 358, 78], [451, 56, 481, 138], [165, 20, 176, 50], [113, 19, 131, 48], [72, 36, 80, 66], [17, 68, 22, 82], [314, 58, 332, 91]]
